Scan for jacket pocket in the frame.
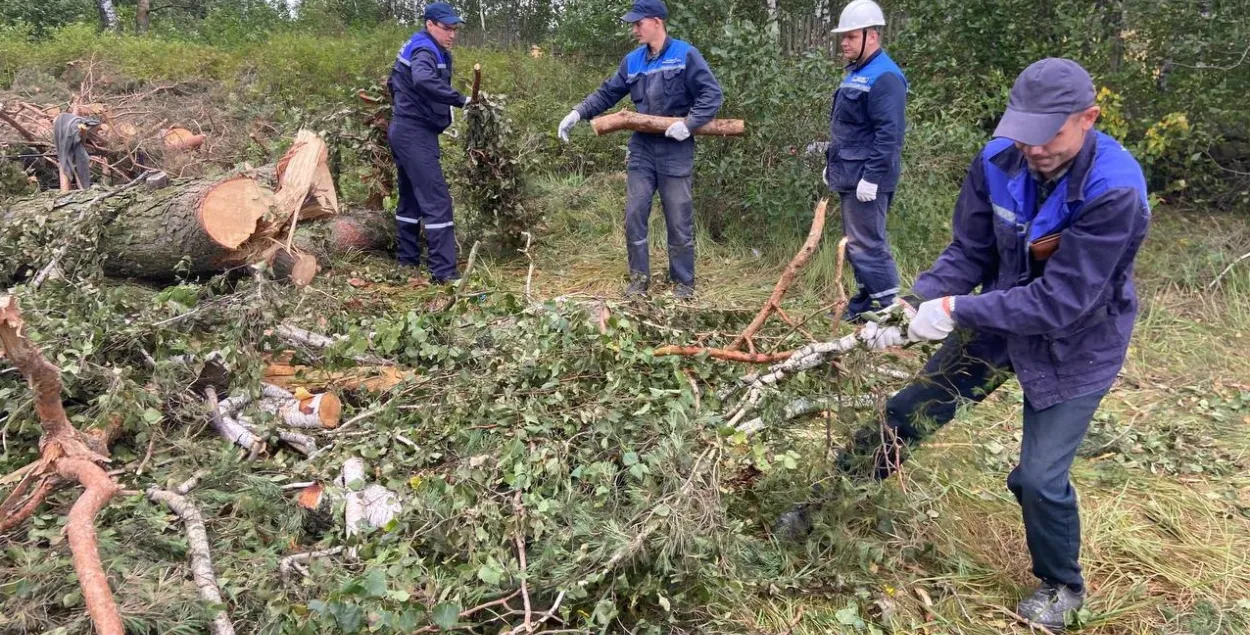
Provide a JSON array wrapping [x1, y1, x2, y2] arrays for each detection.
[[1046, 306, 1121, 378], [628, 77, 644, 104]]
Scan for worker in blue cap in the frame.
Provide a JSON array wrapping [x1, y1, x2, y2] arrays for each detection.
[[557, 0, 723, 299], [847, 58, 1152, 631], [388, 2, 472, 284]]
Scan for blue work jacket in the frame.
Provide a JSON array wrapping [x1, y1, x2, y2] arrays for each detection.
[[825, 49, 907, 192], [389, 30, 465, 132], [576, 37, 723, 177], [913, 131, 1151, 409]]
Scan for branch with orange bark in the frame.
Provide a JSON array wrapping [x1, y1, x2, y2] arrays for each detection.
[[0, 296, 123, 635]]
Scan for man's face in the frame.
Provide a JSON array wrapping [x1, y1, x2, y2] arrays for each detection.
[[1015, 107, 1100, 176], [840, 29, 876, 61], [631, 17, 663, 46], [427, 20, 459, 48]]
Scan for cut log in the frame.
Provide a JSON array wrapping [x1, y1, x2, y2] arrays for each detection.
[[258, 389, 343, 429], [591, 111, 745, 137], [163, 127, 205, 152], [1, 176, 274, 281], [292, 209, 394, 266], [263, 363, 414, 393], [264, 245, 319, 287]]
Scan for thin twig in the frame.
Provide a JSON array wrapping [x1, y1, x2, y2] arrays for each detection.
[[1208, 251, 1250, 290], [513, 490, 533, 633], [995, 606, 1057, 635]]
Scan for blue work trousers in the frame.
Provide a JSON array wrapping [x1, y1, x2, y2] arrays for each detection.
[[625, 167, 695, 286], [388, 119, 459, 282], [884, 333, 1104, 591], [840, 192, 900, 314]]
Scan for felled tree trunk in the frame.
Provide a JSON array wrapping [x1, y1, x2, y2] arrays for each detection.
[[591, 111, 746, 137], [1, 176, 276, 280], [2, 131, 347, 283], [292, 209, 395, 267]]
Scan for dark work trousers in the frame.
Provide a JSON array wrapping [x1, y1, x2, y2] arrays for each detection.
[[624, 167, 695, 287], [882, 332, 1104, 591], [388, 118, 459, 282], [840, 192, 900, 315]]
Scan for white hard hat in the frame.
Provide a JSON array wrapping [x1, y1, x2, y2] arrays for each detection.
[[832, 0, 885, 33]]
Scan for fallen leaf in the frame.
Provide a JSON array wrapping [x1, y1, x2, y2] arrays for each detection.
[[348, 278, 372, 289]]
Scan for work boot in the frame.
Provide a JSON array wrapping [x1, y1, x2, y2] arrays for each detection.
[[673, 283, 695, 300], [624, 273, 649, 298], [1017, 582, 1085, 631]]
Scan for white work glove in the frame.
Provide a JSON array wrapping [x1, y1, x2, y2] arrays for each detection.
[[858, 298, 916, 350], [856, 179, 879, 202], [665, 120, 691, 141], [908, 297, 956, 342], [860, 321, 907, 350], [558, 110, 581, 143], [463, 94, 472, 107]]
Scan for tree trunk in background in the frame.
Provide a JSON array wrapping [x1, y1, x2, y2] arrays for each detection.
[[136, 0, 151, 34], [97, 0, 120, 32]]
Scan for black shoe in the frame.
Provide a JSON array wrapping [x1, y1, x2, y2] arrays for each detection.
[[624, 273, 649, 297], [1017, 581, 1085, 631], [673, 283, 695, 300]]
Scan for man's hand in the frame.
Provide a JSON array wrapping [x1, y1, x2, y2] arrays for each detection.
[[558, 110, 581, 143], [859, 298, 916, 350], [855, 179, 879, 202], [908, 297, 956, 342], [860, 321, 907, 350], [463, 94, 473, 107], [665, 120, 691, 141]]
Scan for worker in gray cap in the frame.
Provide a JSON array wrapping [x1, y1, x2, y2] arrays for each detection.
[[842, 58, 1152, 630]]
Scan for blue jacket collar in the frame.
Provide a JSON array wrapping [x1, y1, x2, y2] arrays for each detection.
[[990, 130, 1100, 204], [646, 36, 673, 61], [849, 48, 884, 72]]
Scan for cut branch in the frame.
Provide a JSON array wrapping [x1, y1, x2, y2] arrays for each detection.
[[0, 296, 124, 635], [146, 486, 236, 635], [652, 345, 792, 364], [729, 199, 828, 352], [591, 111, 745, 137]]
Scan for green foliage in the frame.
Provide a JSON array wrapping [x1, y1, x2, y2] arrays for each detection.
[[456, 92, 536, 255]]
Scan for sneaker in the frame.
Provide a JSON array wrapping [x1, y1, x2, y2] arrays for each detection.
[[1017, 581, 1085, 631], [673, 283, 695, 300], [624, 273, 649, 297]]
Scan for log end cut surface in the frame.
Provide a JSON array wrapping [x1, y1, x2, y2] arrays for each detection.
[[198, 177, 275, 249]]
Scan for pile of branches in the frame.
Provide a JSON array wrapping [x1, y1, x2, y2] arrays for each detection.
[[457, 65, 537, 256], [0, 58, 226, 191], [0, 197, 912, 634]]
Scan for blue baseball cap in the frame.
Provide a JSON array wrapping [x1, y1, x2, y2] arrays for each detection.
[[621, 0, 668, 23], [423, 2, 464, 25], [994, 58, 1097, 146]]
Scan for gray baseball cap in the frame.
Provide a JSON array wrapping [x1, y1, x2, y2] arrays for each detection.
[[994, 58, 1096, 146]]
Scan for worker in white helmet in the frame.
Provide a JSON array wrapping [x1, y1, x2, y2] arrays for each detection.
[[824, 0, 908, 322]]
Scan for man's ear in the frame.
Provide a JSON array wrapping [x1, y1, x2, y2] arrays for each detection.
[[1082, 106, 1101, 131]]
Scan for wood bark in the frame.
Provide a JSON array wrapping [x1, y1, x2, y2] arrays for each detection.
[[146, 487, 235, 635], [136, 0, 151, 34], [97, 0, 120, 32], [1, 177, 274, 281], [728, 199, 827, 352], [264, 245, 319, 287], [591, 111, 746, 137], [0, 297, 123, 635]]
